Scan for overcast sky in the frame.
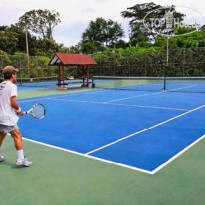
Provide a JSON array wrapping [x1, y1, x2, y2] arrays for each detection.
[[1, 0, 205, 47]]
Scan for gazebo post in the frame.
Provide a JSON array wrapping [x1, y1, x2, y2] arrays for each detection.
[[62, 66, 65, 85], [58, 65, 61, 86], [81, 65, 90, 87], [57, 65, 67, 89], [86, 65, 90, 86]]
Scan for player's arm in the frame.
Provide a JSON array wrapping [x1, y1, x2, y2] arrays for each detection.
[[10, 96, 24, 116]]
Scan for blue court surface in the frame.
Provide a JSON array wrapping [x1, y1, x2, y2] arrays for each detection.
[[18, 85, 205, 174]]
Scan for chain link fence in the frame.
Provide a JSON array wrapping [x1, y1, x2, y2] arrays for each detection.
[[91, 47, 205, 78], [1, 47, 205, 83]]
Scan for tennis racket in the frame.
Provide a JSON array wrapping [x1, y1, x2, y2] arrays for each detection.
[[24, 103, 46, 119]]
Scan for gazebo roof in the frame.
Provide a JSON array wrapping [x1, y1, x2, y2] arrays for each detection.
[[49, 53, 97, 66]]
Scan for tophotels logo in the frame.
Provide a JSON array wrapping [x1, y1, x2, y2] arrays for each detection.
[[143, 6, 204, 36]]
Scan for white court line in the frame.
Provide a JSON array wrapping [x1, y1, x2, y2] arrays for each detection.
[[104, 93, 156, 103], [46, 98, 103, 104], [151, 134, 205, 174], [168, 84, 197, 91], [22, 133, 205, 175], [17, 85, 205, 174], [18, 90, 188, 111], [104, 84, 199, 104], [22, 137, 152, 175], [106, 102, 189, 111], [104, 91, 164, 103], [18, 84, 197, 105], [45, 97, 188, 111], [85, 104, 205, 155]]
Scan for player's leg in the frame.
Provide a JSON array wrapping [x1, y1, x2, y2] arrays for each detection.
[[0, 131, 6, 162], [10, 128, 32, 167], [10, 128, 23, 150]]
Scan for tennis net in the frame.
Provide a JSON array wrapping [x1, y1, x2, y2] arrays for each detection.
[[92, 76, 205, 93], [16, 76, 57, 88], [0, 76, 57, 88], [92, 76, 165, 92], [165, 77, 205, 93]]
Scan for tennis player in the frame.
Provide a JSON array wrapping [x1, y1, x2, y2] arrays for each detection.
[[0, 66, 32, 167]]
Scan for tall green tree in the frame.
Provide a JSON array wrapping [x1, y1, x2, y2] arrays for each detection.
[[34, 39, 63, 56], [121, 3, 184, 45], [81, 17, 124, 51], [80, 41, 98, 54], [18, 9, 61, 40], [0, 25, 38, 55], [9, 24, 38, 55], [0, 26, 19, 54], [155, 27, 205, 49]]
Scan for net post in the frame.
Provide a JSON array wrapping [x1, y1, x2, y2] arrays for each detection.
[[163, 75, 167, 90], [91, 77, 95, 89]]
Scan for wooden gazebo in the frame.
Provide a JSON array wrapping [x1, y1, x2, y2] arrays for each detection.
[[49, 53, 97, 89]]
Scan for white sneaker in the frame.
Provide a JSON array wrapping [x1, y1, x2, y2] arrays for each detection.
[[0, 154, 5, 162], [16, 157, 32, 167]]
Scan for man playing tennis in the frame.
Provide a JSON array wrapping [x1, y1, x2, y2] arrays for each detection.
[[0, 66, 32, 167]]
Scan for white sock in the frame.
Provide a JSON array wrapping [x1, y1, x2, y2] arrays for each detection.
[[17, 150, 24, 159]]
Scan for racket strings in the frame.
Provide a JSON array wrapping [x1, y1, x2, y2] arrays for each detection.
[[32, 104, 45, 119]]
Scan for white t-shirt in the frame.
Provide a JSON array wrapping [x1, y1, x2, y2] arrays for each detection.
[[0, 81, 19, 126]]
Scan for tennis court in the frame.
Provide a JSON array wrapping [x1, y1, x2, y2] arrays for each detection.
[[1, 77, 205, 205], [17, 77, 205, 174]]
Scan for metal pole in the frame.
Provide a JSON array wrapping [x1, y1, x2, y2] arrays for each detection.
[[164, 34, 169, 90], [19, 56, 23, 86], [164, 7, 173, 90], [25, 28, 30, 70], [167, 34, 169, 66]]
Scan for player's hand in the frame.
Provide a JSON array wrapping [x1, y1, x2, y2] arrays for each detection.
[[17, 110, 24, 116]]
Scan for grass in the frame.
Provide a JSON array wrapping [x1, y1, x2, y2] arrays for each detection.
[[0, 87, 205, 205], [1, 134, 205, 205]]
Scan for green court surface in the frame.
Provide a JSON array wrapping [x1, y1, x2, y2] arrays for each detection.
[[1, 87, 205, 205]]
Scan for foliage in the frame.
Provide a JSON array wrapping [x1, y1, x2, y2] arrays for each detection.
[[155, 31, 205, 49], [34, 39, 63, 57], [80, 41, 98, 54], [92, 46, 205, 77], [81, 17, 124, 51], [121, 3, 184, 44], [1, 5, 205, 80], [0, 26, 19, 54], [0, 50, 7, 55], [18, 9, 61, 40]]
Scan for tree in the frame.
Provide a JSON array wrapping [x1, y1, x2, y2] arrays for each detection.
[[34, 39, 63, 56], [10, 24, 39, 56], [155, 27, 205, 49], [0, 26, 19, 54], [121, 3, 184, 44], [18, 9, 61, 40], [0, 25, 37, 55], [80, 41, 98, 54], [81, 17, 124, 50]]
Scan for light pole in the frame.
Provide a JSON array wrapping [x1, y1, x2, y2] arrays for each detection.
[[164, 9, 173, 89], [25, 27, 30, 70], [165, 9, 173, 66]]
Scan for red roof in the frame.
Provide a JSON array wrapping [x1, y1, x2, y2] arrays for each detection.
[[49, 53, 97, 66]]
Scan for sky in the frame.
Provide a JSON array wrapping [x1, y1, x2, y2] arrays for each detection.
[[1, 0, 205, 47]]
